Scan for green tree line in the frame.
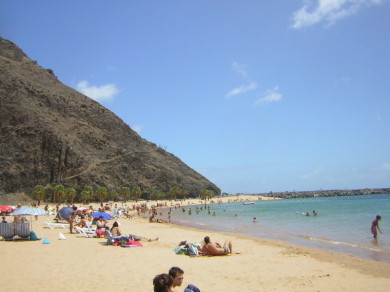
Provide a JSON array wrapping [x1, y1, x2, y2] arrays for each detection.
[[31, 184, 219, 205]]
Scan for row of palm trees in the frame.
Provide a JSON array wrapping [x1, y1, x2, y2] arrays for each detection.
[[32, 184, 216, 205]]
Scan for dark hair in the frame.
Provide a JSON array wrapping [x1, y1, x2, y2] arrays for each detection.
[[169, 266, 184, 278], [153, 273, 173, 292], [204, 236, 210, 244], [376, 215, 382, 219]]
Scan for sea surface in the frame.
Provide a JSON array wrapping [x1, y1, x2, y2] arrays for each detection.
[[169, 194, 390, 263]]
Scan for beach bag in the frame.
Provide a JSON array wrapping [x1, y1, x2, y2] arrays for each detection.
[[186, 244, 199, 256], [29, 231, 39, 241], [174, 246, 186, 254], [184, 284, 200, 292]]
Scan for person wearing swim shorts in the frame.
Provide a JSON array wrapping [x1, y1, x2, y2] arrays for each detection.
[[371, 215, 382, 239], [200, 236, 232, 256]]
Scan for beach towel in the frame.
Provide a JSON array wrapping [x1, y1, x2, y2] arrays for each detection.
[[121, 240, 143, 248]]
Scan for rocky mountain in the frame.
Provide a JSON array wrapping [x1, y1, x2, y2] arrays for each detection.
[[0, 38, 220, 200]]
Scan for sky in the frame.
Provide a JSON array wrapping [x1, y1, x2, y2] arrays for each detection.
[[1, 0, 390, 194]]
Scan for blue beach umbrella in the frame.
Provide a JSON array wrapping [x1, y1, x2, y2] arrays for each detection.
[[58, 207, 73, 220], [91, 212, 112, 220]]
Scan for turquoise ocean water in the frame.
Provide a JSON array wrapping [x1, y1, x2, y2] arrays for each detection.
[[169, 194, 390, 263]]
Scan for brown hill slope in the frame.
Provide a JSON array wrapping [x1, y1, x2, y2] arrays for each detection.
[[0, 38, 220, 199]]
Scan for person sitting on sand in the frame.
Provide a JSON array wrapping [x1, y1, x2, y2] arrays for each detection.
[[96, 216, 109, 230], [200, 236, 233, 256], [153, 273, 174, 292], [76, 215, 91, 228], [110, 221, 122, 237]]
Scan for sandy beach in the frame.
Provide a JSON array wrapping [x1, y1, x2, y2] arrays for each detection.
[[1, 196, 390, 292]]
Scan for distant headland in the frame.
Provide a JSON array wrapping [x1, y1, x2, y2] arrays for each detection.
[[232, 188, 390, 199]]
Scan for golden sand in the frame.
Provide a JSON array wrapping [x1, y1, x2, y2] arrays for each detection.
[[1, 196, 389, 292]]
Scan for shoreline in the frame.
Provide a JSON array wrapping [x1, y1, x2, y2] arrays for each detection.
[[2, 199, 390, 291]]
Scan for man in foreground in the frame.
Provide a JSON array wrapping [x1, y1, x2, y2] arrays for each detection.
[[168, 266, 200, 292], [200, 236, 233, 256], [169, 266, 184, 292]]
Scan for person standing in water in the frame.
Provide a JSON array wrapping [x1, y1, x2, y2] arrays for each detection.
[[371, 215, 382, 239]]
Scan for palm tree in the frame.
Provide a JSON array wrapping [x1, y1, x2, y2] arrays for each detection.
[[65, 186, 77, 204], [80, 190, 90, 204], [32, 185, 46, 206], [147, 187, 157, 201], [121, 187, 131, 202], [96, 187, 108, 203], [54, 184, 66, 203], [200, 189, 214, 201], [132, 186, 142, 202], [108, 190, 118, 201], [82, 186, 94, 204], [169, 186, 189, 200]]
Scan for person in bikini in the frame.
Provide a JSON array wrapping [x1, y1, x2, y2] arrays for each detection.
[[199, 236, 233, 256]]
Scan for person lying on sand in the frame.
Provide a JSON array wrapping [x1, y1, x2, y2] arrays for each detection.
[[199, 236, 233, 256], [111, 221, 158, 242]]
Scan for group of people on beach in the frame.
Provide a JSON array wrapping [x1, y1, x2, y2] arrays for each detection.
[[153, 266, 200, 292], [153, 236, 236, 292]]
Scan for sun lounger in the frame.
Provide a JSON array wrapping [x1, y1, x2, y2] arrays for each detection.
[[0, 223, 15, 240], [105, 229, 123, 245], [74, 226, 96, 238], [45, 220, 70, 229]]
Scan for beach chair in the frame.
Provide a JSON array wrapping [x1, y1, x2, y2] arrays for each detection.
[[45, 220, 70, 229], [74, 226, 95, 238], [105, 229, 123, 245], [14, 223, 31, 239], [0, 223, 15, 240]]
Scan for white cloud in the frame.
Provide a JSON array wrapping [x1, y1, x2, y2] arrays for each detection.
[[380, 163, 390, 170], [77, 80, 119, 102], [254, 86, 282, 106], [131, 125, 143, 134], [226, 82, 258, 98], [291, 0, 386, 29], [232, 61, 248, 78]]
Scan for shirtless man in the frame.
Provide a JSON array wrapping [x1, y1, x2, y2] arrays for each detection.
[[200, 236, 232, 256], [168, 266, 184, 292]]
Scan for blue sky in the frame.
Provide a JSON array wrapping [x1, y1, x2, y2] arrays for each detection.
[[1, 0, 389, 194]]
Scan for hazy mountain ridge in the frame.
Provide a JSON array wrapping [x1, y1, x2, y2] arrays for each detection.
[[0, 38, 220, 198]]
